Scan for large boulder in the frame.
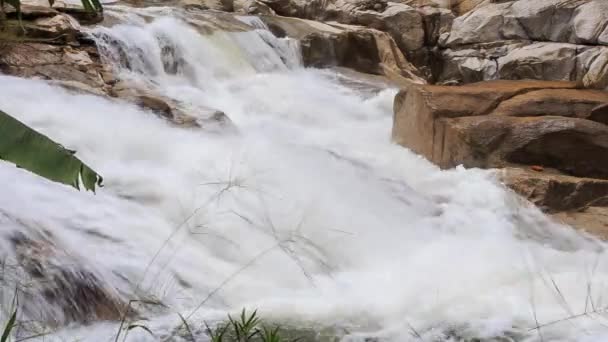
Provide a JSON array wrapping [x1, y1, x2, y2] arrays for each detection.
[[258, 0, 427, 58], [439, 0, 608, 48], [553, 206, 608, 239], [257, 0, 324, 17], [0, 12, 81, 44], [233, 0, 276, 15], [261, 15, 425, 83], [110, 80, 233, 129], [0, 219, 129, 327], [502, 168, 608, 239], [0, 43, 107, 90], [435, 42, 608, 86], [582, 48, 608, 89], [419, 0, 608, 85], [392, 80, 608, 238], [180, 0, 235, 11], [331, 1, 425, 53], [392, 80, 608, 178], [502, 167, 608, 213], [417, 5, 453, 46], [12, 0, 104, 24]]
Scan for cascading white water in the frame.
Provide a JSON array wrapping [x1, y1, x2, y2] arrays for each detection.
[[2, 4, 608, 341]]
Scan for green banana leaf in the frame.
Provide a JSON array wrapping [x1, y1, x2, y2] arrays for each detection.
[[0, 110, 103, 192]]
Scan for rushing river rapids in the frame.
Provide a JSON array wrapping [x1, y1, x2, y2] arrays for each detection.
[[1, 3, 608, 341]]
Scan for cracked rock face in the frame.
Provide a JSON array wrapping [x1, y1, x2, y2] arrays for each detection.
[[254, 0, 608, 87], [430, 0, 608, 85]]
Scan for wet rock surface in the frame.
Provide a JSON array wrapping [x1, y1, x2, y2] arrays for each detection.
[[393, 79, 608, 237], [0, 212, 129, 326]]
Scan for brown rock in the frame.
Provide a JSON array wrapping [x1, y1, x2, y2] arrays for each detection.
[[392, 80, 577, 157], [503, 167, 608, 240], [3, 2, 59, 19], [49, 79, 107, 96], [233, 0, 276, 15], [258, 0, 427, 56], [417, 5, 454, 46], [8, 230, 128, 325], [552, 207, 608, 240], [0, 43, 106, 90], [261, 15, 425, 83], [502, 167, 608, 212], [590, 103, 608, 125], [449, 0, 486, 15], [110, 81, 232, 129], [344, 2, 425, 53], [0, 13, 80, 44], [491, 88, 608, 119], [392, 80, 608, 179]]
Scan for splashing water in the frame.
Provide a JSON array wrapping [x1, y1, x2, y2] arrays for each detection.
[[1, 4, 608, 341]]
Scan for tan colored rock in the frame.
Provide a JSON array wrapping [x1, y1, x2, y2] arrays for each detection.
[[180, 0, 233, 11], [49, 80, 107, 96], [258, 0, 427, 56], [392, 80, 608, 178], [33, 13, 80, 35], [417, 5, 453, 46], [431, 0, 608, 85], [553, 207, 608, 240], [342, 2, 425, 52], [0, 43, 106, 90], [491, 88, 608, 119], [110, 81, 232, 128], [3, 0, 59, 19], [261, 15, 425, 83], [502, 167, 608, 240], [590, 103, 608, 125], [436, 42, 608, 87], [7, 230, 128, 325], [233, 0, 276, 15], [497, 43, 579, 81], [439, 0, 608, 48], [261, 15, 343, 39], [0, 13, 80, 43], [441, 115, 608, 178], [449, 0, 486, 15], [502, 167, 608, 212], [582, 48, 608, 89], [257, 0, 314, 17]]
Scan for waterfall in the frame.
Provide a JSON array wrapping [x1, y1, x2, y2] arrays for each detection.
[[0, 4, 607, 342]]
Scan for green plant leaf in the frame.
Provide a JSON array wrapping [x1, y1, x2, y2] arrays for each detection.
[[126, 324, 155, 337], [79, 0, 94, 13], [177, 313, 195, 342], [1, 310, 17, 342], [89, 0, 103, 12], [0, 110, 103, 192], [205, 321, 229, 342]]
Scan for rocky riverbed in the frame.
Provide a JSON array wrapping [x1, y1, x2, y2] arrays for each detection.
[[1, 0, 608, 340]]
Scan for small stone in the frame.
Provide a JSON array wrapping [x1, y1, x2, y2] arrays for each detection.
[[531, 165, 544, 172]]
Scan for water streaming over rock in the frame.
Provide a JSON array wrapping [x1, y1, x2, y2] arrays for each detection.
[[1, 4, 608, 341]]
